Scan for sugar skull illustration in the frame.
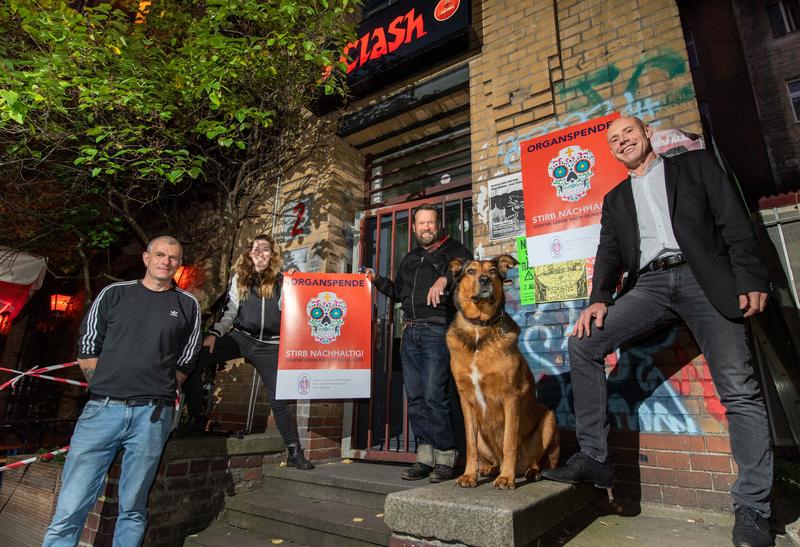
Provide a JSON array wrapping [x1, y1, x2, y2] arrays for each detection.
[[547, 145, 596, 202], [306, 291, 347, 344]]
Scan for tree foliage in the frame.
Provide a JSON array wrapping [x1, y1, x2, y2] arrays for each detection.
[[0, 0, 356, 295]]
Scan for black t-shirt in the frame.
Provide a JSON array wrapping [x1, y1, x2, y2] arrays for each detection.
[[77, 280, 202, 402]]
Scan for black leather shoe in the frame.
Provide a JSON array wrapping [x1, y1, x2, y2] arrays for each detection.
[[539, 452, 614, 489], [429, 464, 455, 483], [286, 444, 315, 470], [400, 462, 432, 480], [732, 506, 773, 547]]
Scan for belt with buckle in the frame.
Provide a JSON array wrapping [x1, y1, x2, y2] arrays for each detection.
[[640, 253, 686, 274], [90, 394, 162, 407]]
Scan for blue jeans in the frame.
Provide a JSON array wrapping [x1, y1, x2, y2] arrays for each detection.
[[42, 398, 174, 546], [569, 264, 772, 516], [400, 322, 456, 452]]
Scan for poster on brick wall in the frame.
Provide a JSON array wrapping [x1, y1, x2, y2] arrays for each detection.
[[276, 273, 372, 399], [488, 173, 526, 240], [520, 113, 628, 267]]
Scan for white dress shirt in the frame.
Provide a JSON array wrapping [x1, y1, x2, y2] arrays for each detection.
[[630, 156, 682, 269]]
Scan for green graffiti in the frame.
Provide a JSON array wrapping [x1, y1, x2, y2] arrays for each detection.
[[558, 49, 688, 107], [557, 65, 621, 106], [663, 84, 696, 107]]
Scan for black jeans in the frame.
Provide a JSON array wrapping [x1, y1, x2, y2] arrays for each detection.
[[400, 322, 457, 452], [569, 264, 772, 516], [187, 329, 300, 447]]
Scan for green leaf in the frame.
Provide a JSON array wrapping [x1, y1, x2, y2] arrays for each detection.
[[167, 169, 184, 183], [91, 167, 102, 177]]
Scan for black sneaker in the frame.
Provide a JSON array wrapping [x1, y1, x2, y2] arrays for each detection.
[[428, 464, 455, 483], [400, 462, 432, 480], [732, 506, 772, 547], [539, 452, 614, 489]]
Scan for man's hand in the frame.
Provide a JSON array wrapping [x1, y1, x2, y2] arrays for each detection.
[[203, 334, 217, 354], [570, 303, 608, 338], [176, 370, 188, 387], [427, 276, 448, 307], [77, 357, 98, 383], [363, 268, 375, 281], [739, 291, 768, 318]]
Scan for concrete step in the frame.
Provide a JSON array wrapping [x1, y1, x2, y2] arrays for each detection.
[[385, 477, 602, 547], [184, 524, 309, 547], [262, 460, 413, 511], [224, 489, 391, 547]]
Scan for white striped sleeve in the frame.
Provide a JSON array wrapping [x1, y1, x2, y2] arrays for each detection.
[[176, 289, 202, 370], [77, 281, 135, 358]]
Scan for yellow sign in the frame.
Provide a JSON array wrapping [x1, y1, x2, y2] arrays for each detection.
[[534, 259, 587, 302]]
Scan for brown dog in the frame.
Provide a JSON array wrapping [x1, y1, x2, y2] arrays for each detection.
[[446, 255, 559, 489]]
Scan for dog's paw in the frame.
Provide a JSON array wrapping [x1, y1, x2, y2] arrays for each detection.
[[525, 467, 542, 481], [493, 475, 516, 489], [456, 474, 478, 488], [479, 465, 499, 477]]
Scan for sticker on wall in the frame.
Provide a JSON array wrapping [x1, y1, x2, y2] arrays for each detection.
[[533, 259, 588, 303], [283, 247, 308, 273], [515, 236, 536, 306], [489, 173, 526, 241]]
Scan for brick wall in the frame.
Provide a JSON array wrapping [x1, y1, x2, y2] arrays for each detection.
[[468, 0, 737, 511], [202, 133, 363, 455], [81, 433, 284, 546], [732, 0, 800, 192]]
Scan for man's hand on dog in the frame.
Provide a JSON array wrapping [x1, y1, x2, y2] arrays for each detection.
[[571, 303, 608, 338], [427, 276, 448, 307]]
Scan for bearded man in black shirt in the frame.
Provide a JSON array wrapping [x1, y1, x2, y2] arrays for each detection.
[[368, 204, 472, 483], [43, 235, 202, 547]]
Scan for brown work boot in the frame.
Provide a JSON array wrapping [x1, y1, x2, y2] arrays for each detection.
[[400, 462, 432, 480]]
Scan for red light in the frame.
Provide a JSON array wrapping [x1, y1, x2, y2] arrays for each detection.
[[50, 294, 73, 313], [173, 265, 196, 290]]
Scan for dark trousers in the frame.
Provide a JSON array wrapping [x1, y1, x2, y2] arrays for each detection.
[[569, 263, 772, 516], [400, 322, 457, 452], [187, 329, 300, 447]]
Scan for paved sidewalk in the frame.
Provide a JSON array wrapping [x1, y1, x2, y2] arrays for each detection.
[[538, 498, 798, 547]]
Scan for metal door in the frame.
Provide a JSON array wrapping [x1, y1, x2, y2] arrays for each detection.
[[350, 192, 472, 462]]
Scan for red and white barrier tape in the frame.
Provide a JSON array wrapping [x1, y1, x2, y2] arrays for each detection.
[[0, 367, 87, 389], [0, 362, 82, 392], [0, 446, 70, 474]]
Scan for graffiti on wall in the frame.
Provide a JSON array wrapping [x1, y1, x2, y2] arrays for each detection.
[[493, 49, 695, 172], [503, 272, 722, 436]]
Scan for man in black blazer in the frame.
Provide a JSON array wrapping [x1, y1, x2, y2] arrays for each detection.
[[541, 116, 773, 547]]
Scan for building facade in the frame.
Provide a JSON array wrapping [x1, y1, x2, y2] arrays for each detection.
[[205, 0, 774, 511]]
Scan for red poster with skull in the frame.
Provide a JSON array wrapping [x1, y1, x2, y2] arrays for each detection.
[[520, 113, 628, 268], [276, 272, 372, 399]]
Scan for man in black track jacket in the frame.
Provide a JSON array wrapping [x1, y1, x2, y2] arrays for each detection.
[[369, 204, 472, 483]]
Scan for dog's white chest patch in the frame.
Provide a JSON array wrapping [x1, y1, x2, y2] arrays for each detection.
[[470, 331, 487, 415]]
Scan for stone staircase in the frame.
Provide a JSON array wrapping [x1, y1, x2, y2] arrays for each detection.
[[184, 461, 411, 547], [184, 461, 601, 547]]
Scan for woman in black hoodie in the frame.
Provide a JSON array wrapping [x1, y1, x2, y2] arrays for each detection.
[[189, 234, 313, 469]]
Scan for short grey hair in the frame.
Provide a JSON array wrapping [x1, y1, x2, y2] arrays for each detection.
[[146, 235, 182, 256]]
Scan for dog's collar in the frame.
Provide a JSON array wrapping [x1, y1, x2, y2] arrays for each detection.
[[462, 310, 509, 330]]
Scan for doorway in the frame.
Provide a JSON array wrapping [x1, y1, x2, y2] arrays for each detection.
[[350, 192, 472, 462]]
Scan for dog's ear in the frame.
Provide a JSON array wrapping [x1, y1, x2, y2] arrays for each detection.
[[496, 254, 519, 276], [448, 258, 467, 278]]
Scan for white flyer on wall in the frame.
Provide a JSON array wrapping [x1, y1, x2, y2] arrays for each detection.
[[488, 172, 526, 241]]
